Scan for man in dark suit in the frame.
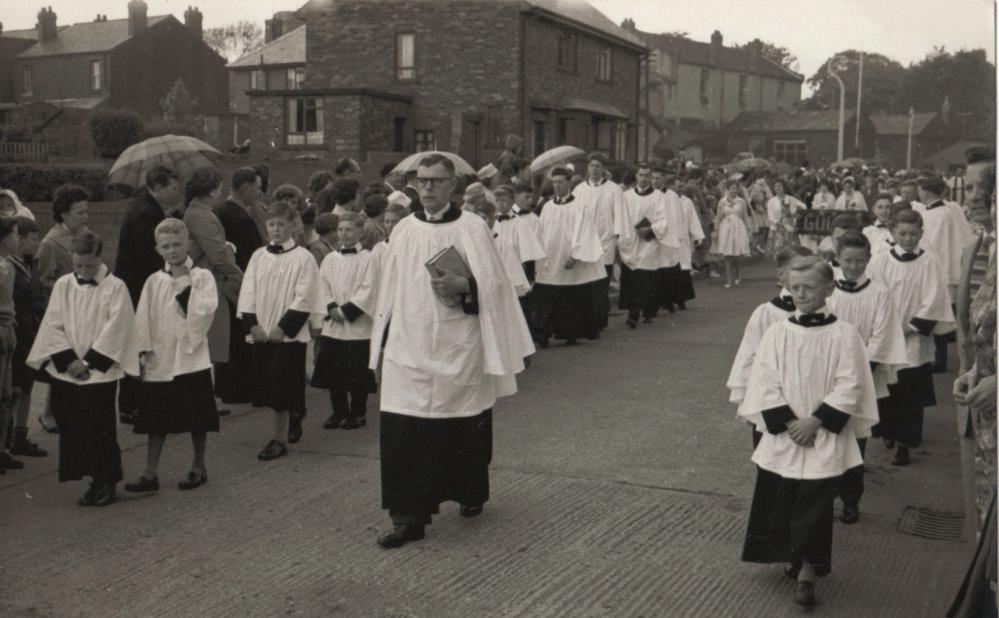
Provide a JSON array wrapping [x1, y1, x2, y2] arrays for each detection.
[[213, 167, 264, 412], [114, 165, 182, 423], [115, 165, 182, 304]]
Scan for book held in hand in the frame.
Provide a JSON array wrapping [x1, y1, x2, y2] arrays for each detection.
[[425, 245, 471, 306]]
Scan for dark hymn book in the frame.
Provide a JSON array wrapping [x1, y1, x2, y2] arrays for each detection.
[[425, 245, 471, 307], [635, 217, 652, 230]]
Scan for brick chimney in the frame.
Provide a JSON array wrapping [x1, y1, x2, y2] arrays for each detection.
[[621, 18, 636, 32], [748, 39, 762, 72], [709, 30, 722, 64], [37, 7, 58, 43], [128, 0, 148, 36], [184, 6, 203, 39]]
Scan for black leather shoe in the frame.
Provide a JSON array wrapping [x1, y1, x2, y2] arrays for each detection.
[[784, 562, 801, 578], [78, 484, 97, 506], [677, 301, 687, 311], [287, 416, 303, 444], [642, 317, 654, 324], [324, 415, 346, 429], [840, 503, 860, 524], [91, 482, 117, 507], [625, 317, 637, 329], [0, 452, 24, 470], [892, 446, 910, 466], [794, 581, 816, 607], [460, 504, 484, 518], [124, 476, 160, 493], [11, 437, 47, 457], [257, 440, 288, 461], [565, 338, 578, 346], [178, 470, 208, 491], [376, 524, 425, 549], [342, 417, 366, 430], [217, 408, 231, 417]]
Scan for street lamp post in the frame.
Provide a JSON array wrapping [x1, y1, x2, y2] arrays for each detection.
[[827, 57, 846, 162], [906, 106, 915, 170]]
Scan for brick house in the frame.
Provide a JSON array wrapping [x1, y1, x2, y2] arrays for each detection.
[[247, 0, 647, 169], [5, 2, 227, 120], [725, 110, 876, 167], [621, 23, 803, 161], [871, 111, 951, 169]]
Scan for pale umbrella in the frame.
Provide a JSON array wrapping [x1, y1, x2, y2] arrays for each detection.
[[529, 145, 586, 175], [733, 157, 774, 173], [391, 151, 475, 176], [831, 157, 867, 169], [109, 135, 223, 187]]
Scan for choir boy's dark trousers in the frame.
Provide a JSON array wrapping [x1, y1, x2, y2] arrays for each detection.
[[839, 438, 867, 507]]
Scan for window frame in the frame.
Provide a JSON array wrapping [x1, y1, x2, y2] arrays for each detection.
[[250, 69, 266, 91], [738, 74, 748, 108], [414, 129, 434, 152], [772, 139, 807, 165], [285, 97, 324, 147], [556, 30, 578, 73], [486, 106, 503, 145], [286, 67, 305, 90], [22, 66, 32, 96], [614, 122, 627, 161], [396, 32, 416, 81], [89, 59, 103, 91], [596, 45, 612, 83], [699, 68, 710, 106], [533, 120, 547, 157]]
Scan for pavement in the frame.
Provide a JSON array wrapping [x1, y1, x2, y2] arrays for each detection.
[[0, 256, 976, 618]]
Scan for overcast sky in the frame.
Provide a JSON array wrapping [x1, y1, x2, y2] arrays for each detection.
[[4, 0, 995, 88]]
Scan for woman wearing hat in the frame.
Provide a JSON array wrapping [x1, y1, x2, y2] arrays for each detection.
[[835, 177, 868, 211]]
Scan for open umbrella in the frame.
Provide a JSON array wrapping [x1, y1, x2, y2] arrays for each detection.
[[391, 151, 475, 176], [831, 157, 866, 169], [109, 135, 223, 187], [734, 157, 774, 173], [529, 145, 585, 175]]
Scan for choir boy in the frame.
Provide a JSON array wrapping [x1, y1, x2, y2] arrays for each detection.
[[727, 246, 812, 445], [494, 186, 546, 279], [828, 231, 907, 522], [312, 213, 378, 430], [868, 209, 954, 465], [740, 256, 878, 607], [571, 152, 621, 330], [656, 170, 686, 312], [27, 231, 134, 506], [617, 163, 673, 327], [238, 202, 323, 460], [673, 177, 706, 309], [532, 167, 605, 346], [123, 219, 219, 493], [863, 193, 895, 258], [818, 214, 861, 265]]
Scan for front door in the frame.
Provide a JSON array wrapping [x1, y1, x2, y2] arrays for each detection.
[[459, 118, 481, 169]]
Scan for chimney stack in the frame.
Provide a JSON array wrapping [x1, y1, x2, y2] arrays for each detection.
[[184, 6, 203, 40], [621, 18, 636, 32], [709, 30, 722, 64], [37, 7, 57, 43], [748, 39, 761, 71], [128, 0, 148, 36]]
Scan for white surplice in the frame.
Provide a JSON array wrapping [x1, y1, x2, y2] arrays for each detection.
[[738, 313, 879, 480], [862, 223, 893, 258], [828, 278, 908, 398], [919, 201, 975, 293], [237, 241, 324, 343], [315, 246, 377, 341], [369, 208, 535, 419], [868, 248, 955, 368], [497, 215, 546, 263], [492, 226, 531, 297], [123, 259, 218, 380], [535, 196, 606, 286], [657, 189, 686, 268], [572, 179, 624, 266], [678, 195, 706, 270], [726, 291, 794, 405], [27, 264, 134, 384], [617, 187, 677, 272]]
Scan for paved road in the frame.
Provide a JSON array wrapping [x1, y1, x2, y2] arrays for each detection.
[[1, 257, 974, 617]]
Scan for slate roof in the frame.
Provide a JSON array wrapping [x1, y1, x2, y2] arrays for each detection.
[[729, 110, 856, 133], [0, 27, 59, 41], [16, 15, 170, 58], [636, 30, 802, 81], [871, 112, 938, 136], [522, 0, 646, 49], [228, 25, 305, 68]]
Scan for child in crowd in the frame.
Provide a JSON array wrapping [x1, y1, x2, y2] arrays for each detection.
[[309, 213, 339, 266], [0, 220, 20, 474], [238, 202, 322, 460], [818, 214, 861, 265], [27, 231, 133, 506], [867, 209, 954, 465], [740, 256, 878, 608], [312, 213, 377, 430], [123, 219, 220, 494], [8, 217, 46, 458], [863, 193, 895, 258], [727, 245, 813, 445], [828, 231, 907, 523]]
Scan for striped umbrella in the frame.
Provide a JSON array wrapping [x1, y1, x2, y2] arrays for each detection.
[[109, 135, 223, 187], [391, 151, 475, 176]]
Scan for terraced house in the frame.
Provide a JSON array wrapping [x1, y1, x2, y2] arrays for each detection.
[[244, 0, 647, 168]]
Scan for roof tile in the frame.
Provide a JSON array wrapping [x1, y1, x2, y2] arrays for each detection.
[[17, 15, 169, 58]]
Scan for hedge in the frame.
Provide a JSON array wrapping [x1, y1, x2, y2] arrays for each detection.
[[89, 108, 145, 159], [0, 164, 114, 202]]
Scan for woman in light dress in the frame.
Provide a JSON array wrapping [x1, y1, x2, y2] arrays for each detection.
[[766, 179, 804, 259], [712, 181, 753, 288]]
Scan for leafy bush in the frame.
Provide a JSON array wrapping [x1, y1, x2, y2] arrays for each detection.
[[145, 121, 201, 139], [88, 108, 145, 159], [0, 164, 110, 202]]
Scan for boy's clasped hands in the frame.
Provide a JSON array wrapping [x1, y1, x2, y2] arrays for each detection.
[[251, 325, 285, 343], [786, 416, 822, 448]]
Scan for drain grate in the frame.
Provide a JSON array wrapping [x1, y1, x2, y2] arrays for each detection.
[[897, 506, 965, 540]]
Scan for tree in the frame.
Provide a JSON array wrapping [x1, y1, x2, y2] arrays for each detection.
[[896, 48, 995, 139], [734, 38, 799, 72], [160, 79, 201, 124], [802, 50, 907, 114], [204, 21, 263, 62]]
